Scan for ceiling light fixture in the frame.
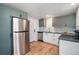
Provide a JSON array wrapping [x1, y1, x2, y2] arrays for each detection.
[[45, 15, 52, 18], [71, 3, 75, 5]]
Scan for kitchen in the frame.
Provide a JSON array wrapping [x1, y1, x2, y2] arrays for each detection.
[[29, 7, 79, 54], [37, 13, 78, 55], [0, 3, 79, 55]]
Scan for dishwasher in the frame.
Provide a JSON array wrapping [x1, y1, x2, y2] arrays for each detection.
[[38, 32, 43, 42]]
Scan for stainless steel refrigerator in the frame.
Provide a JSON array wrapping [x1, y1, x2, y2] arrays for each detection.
[[12, 17, 29, 55]]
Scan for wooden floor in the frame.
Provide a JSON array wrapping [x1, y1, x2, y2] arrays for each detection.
[[26, 41, 59, 55]]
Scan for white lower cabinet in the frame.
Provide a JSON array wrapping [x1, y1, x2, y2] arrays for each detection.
[[43, 33, 61, 46], [59, 40, 79, 55]]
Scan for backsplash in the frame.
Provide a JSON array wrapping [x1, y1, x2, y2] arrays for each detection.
[[39, 27, 75, 33]]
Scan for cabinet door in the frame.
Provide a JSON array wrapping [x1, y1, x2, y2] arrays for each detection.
[[43, 33, 53, 44], [39, 18, 45, 27], [43, 33, 59, 46], [52, 34, 58, 45], [52, 34, 61, 45]]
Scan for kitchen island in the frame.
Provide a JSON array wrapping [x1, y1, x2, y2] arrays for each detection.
[[59, 34, 79, 43], [59, 34, 79, 55]]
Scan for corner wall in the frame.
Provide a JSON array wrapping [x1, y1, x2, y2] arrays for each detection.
[[29, 17, 39, 42]]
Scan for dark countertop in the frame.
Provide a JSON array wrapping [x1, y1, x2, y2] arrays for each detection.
[[59, 34, 79, 43], [37, 31, 79, 43], [38, 31, 43, 33]]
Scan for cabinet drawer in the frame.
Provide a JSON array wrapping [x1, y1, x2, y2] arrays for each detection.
[[43, 33, 60, 45]]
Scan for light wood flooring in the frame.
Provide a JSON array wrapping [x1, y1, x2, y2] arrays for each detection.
[[26, 41, 59, 55]]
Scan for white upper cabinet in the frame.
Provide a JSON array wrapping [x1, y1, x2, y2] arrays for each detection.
[[45, 17, 53, 28], [39, 16, 53, 28], [39, 17, 54, 31], [39, 18, 46, 27]]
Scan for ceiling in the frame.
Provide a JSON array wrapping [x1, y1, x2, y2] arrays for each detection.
[[4, 3, 79, 19]]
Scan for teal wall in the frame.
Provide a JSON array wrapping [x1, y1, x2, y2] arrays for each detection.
[[0, 4, 28, 55], [53, 14, 76, 32]]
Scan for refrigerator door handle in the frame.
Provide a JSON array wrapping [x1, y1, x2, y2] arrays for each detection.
[[13, 31, 29, 33]]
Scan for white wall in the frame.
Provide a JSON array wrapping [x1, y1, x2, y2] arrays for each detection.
[[29, 17, 39, 42]]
